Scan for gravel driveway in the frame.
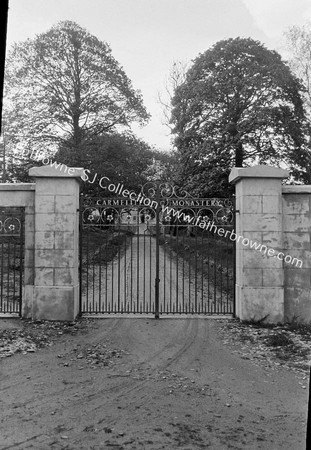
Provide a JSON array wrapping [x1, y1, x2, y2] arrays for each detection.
[[0, 317, 307, 449]]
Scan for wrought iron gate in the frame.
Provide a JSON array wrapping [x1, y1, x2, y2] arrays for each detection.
[[79, 183, 235, 316], [0, 207, 24, 315]]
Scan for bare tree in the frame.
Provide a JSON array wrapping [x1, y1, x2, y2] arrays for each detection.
[[284, 24, 311, 116], [157, 60, 190, 132]]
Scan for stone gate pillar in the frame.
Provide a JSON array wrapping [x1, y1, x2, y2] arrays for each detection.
[[28, 165, 83, 321], [229, 166, 289, 323]]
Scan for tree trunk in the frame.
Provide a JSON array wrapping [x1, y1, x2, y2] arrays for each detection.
[[72, 113, 82, 165], [235, 141, 243, 167], [229, 123, 243, 167]]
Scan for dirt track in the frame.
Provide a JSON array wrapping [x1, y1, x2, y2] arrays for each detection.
[[0, 317, 308, 449]]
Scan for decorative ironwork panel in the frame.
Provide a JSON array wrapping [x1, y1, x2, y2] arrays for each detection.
[[0, 207, 24, 315]]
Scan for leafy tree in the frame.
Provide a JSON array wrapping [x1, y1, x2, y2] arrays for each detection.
[[55, 132, 176, 195], [141, 149, 180, 182], [171, 37, 307, 195], [3, 125, 178, 191], [3, 20, 149, 169]]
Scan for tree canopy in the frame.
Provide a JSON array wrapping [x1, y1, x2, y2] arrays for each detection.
[[3, 21, 149, 165], [170, 37, 307, 195], [3, 127, 177, 193], [55, 132, 176, 195]]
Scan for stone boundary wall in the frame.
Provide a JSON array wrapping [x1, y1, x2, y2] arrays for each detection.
[[1, 164, 310, 323], [282, 186, 311, 323], [0, 166, 83, 321], [230, 166, 311, 324]]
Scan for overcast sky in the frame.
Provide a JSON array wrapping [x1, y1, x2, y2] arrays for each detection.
[[6, 0, 311, 151]]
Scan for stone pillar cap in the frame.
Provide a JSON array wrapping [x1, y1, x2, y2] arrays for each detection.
[[229, 165, 289, 184], [29, 165, 84, 178]]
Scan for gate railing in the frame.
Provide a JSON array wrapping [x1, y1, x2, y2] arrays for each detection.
[[0, 207, 24, 315], [79, 183, 235, 317]]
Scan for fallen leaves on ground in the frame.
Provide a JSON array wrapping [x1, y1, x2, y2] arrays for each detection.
[[218, 319, 311, 377], [0, 319, 89, 358], [57, 340, 126, 369], [1, 317, 311, 385]]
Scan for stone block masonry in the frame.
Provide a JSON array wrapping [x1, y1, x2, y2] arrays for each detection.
[[28, 166, 83, 320], [282, 186, 311, 323], [230, 166, 311, 324], [0, 166, 83, 321]]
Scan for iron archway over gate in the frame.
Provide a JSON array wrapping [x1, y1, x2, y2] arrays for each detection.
[[79, 182, 235, 317]]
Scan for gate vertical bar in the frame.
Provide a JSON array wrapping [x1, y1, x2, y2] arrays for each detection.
[[154, 183, 160, 319], [79, 198, 82, 315], [19, 209, 24, 316], [233, 196, 236, 317], [1, 236, 3, 311]]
